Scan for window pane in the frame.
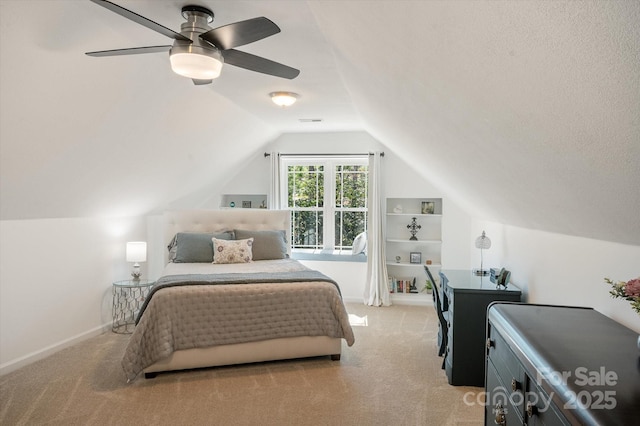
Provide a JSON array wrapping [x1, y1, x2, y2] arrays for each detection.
[[288, 165, 324, 208], [335, 165, 368, 208], [335, 211, 366, 249], [292, 211, 324, 249]]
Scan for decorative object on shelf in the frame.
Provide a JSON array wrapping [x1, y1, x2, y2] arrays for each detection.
[[604, 277, 640, 315], [473, 230, 491, 276], [426, 259, 432, 265], [421, 201, 435, 214], [423, 278, 433, 293], [229, 201, 236, 207], [410, 252, 422, 264], [126, 241, 147, 280], [242, 201, 251, 208], [407, 217, 421, 240], [260, 200, 267, 209], [496, 269, 511, 288], [409, 278, 418, 293], [395, 255, 401, 263], [393, 205, 403, 213]]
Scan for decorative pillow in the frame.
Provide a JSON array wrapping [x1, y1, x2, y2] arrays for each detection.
[[352, 231, 367, 255], [233, 229, 289, 260], [212, 237, 254, 264], [168, 231, 234, 263]]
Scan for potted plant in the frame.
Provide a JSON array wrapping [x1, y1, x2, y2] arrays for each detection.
[[422, 279, 433, 294], [605, 276, 640, 349]]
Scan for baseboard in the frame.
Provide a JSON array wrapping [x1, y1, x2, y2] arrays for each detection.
[[343, 295, 430, 306], [0, 323, 111, 376]]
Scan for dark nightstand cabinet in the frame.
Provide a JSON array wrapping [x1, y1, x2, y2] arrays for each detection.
[[439, 270, 522, 386], [486, 303, 640, 425]]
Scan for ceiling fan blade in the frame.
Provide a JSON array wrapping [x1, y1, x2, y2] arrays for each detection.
[[192, 79, 213, 85], [200, 17, 280, 50], [90, 0, 191, 41], [223, 49, 299, 79], [85, 45, 171, 57]]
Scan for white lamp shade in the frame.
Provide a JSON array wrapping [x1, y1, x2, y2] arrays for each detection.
[[170, 53, 223, 80], [126, 242, 147, 263]]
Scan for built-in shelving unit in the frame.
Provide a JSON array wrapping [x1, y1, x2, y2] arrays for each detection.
[[386, 197, 443, 304], [220, 194, 267, 209]]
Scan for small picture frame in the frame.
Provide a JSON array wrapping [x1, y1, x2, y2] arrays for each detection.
[[242, 201, 252, 208], [421, 201, 435, 215], [410, 252, 422, 264]]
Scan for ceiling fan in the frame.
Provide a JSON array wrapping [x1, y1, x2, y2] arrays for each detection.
[[86, 0, 300, 85]]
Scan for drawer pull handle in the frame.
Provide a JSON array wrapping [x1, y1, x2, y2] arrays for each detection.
[[494, 403, 506, 425], [511, 378, 520, 392], [526, 401, 537, 417], [486, 338, 494, 350]]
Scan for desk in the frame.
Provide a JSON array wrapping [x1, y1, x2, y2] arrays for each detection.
[[439, 270, 521, 386]]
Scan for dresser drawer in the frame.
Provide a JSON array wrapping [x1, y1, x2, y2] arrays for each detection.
[[487, 324, 526, 419], [485, 360, 523, 425], [525, 377, 570, 426]]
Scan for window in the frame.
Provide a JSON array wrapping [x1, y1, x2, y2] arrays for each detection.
[[281, 156, 368, 254]]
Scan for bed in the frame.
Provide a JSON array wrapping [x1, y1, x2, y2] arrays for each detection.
[[121, 209, 355, 381]]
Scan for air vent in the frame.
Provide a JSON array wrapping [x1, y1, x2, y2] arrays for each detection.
[[298, 118, 323, 122]]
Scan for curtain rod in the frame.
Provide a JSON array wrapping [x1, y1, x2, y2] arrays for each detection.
[[264, 152, 384, 157]]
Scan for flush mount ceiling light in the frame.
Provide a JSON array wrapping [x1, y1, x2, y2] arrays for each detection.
[[270, 92, 299, 107]]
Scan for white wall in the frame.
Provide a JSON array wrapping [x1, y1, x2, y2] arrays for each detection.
[[0, 215, 148, 374], [473, 220, 640, 333]]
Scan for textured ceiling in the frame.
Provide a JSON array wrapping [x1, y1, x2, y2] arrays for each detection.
[[1, 1, 639, 245]]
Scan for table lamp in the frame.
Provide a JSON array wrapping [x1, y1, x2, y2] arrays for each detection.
[[474, 231, 491, 276]]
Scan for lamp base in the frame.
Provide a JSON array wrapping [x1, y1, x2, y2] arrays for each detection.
[[131, 263, 141, 280]]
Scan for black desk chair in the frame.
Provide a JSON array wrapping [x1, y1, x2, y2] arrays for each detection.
[[425, 266, 448, 365]]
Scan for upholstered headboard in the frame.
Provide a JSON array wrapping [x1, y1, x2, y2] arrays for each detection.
[[163, 209, 291, 263]]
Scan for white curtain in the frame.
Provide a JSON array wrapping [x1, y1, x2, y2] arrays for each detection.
[[268, 152, 281, 209], [364, 152, 390, 306]]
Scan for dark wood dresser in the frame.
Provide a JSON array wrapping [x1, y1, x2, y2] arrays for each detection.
[[439, 270, 522, 386], [486, 303, 640, 425]]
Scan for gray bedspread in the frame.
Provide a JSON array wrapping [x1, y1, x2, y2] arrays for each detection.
[[122, 268, 355, 381]]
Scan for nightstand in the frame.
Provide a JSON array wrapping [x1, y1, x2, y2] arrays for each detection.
[[112, 279, 154, 334]]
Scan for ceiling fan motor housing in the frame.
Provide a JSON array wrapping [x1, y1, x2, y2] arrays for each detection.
[[170, 6, 224, 79]]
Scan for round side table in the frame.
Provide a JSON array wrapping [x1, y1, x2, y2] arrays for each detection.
[[112, 279, 154, 334]]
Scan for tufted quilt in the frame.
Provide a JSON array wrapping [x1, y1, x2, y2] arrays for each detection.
[[121, 259, 355, 381]]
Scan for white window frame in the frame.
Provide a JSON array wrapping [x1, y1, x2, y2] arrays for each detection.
[[280, 155, 368, 254]]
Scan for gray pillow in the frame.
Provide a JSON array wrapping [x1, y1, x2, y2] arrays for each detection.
[[233, 229, 289, 261], [168, 231, 234, 263]]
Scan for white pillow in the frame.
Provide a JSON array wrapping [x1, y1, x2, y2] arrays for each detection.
[[212, 237, 254, 264], [352, 232, 367, 255]]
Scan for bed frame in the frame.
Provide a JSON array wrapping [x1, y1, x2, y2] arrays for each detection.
[[143, 209, 342, 378]]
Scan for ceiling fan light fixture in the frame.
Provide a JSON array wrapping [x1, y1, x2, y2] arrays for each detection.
[[270, 92, 299, 107], [170, 45, 223, 80]]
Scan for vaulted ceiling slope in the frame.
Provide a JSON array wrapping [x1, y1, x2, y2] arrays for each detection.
[[309, 0, 640, 245], [1, 1, 638, 246]]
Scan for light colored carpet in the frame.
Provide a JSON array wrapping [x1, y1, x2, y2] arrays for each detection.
[[0, 303, 484, 425]]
